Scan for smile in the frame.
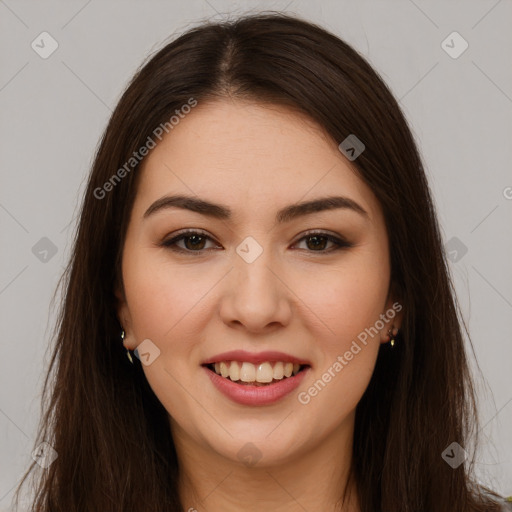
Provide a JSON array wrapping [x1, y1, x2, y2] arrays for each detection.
[[202, 362, 311, 406], [205, 361, 307, 385]]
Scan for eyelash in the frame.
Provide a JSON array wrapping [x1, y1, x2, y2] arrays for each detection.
[[160, 229, 353, 255]]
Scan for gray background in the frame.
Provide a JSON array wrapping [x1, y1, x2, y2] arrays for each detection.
[[1, 0, 511, 508]]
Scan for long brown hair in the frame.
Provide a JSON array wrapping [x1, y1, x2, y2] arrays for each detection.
[[14, 12, 506, 512]]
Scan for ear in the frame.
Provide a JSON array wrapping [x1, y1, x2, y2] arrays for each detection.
[[379, 283, 404, 344], [114, 284, 136, 350]]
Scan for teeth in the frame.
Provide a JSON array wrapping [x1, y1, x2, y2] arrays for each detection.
[[240, 362, 256, 382], [256, 362, 273, 383], [229, 361, 240, 381], [220, 361, 229, 378], [210, 360, 305, 383], [273, 361, 284, 379]]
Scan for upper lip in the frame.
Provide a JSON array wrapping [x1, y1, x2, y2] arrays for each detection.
[[202, 350, 311, 366]]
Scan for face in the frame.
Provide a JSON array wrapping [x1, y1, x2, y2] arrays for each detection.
[[117, 99, 402, 467]]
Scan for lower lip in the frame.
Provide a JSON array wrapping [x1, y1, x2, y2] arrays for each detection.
[[203, 365, 310, 406]]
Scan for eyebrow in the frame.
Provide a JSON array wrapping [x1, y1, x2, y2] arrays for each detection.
[[143, 194, 369, 223]]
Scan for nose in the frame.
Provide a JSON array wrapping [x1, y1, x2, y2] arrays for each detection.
[[219, 244, 293, 333]]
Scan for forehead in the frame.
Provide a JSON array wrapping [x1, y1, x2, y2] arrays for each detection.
[[134, 99, 380, 223]]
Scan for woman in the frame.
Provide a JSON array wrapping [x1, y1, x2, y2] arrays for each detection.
[[14, 12, 509, 512]]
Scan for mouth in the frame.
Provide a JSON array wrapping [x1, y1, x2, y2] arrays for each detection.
[[202, 361, 311, 387]]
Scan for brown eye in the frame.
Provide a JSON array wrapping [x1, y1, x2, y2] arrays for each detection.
[[303, 235, 330, 251], [161, 230, 219, 253], [161, 230, 352, 255], [294, 232, 352, 253], [181, 234, 207, 250]]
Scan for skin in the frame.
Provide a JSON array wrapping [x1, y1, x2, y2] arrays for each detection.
[[117, 99, 403, 512]]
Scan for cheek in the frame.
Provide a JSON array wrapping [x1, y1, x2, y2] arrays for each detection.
[[121, 254, 209, 423], [300, 256, 389, 338], [298, 266, 385, 416], [296, 250, 389, 409], [122, 250, 213, 340]]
